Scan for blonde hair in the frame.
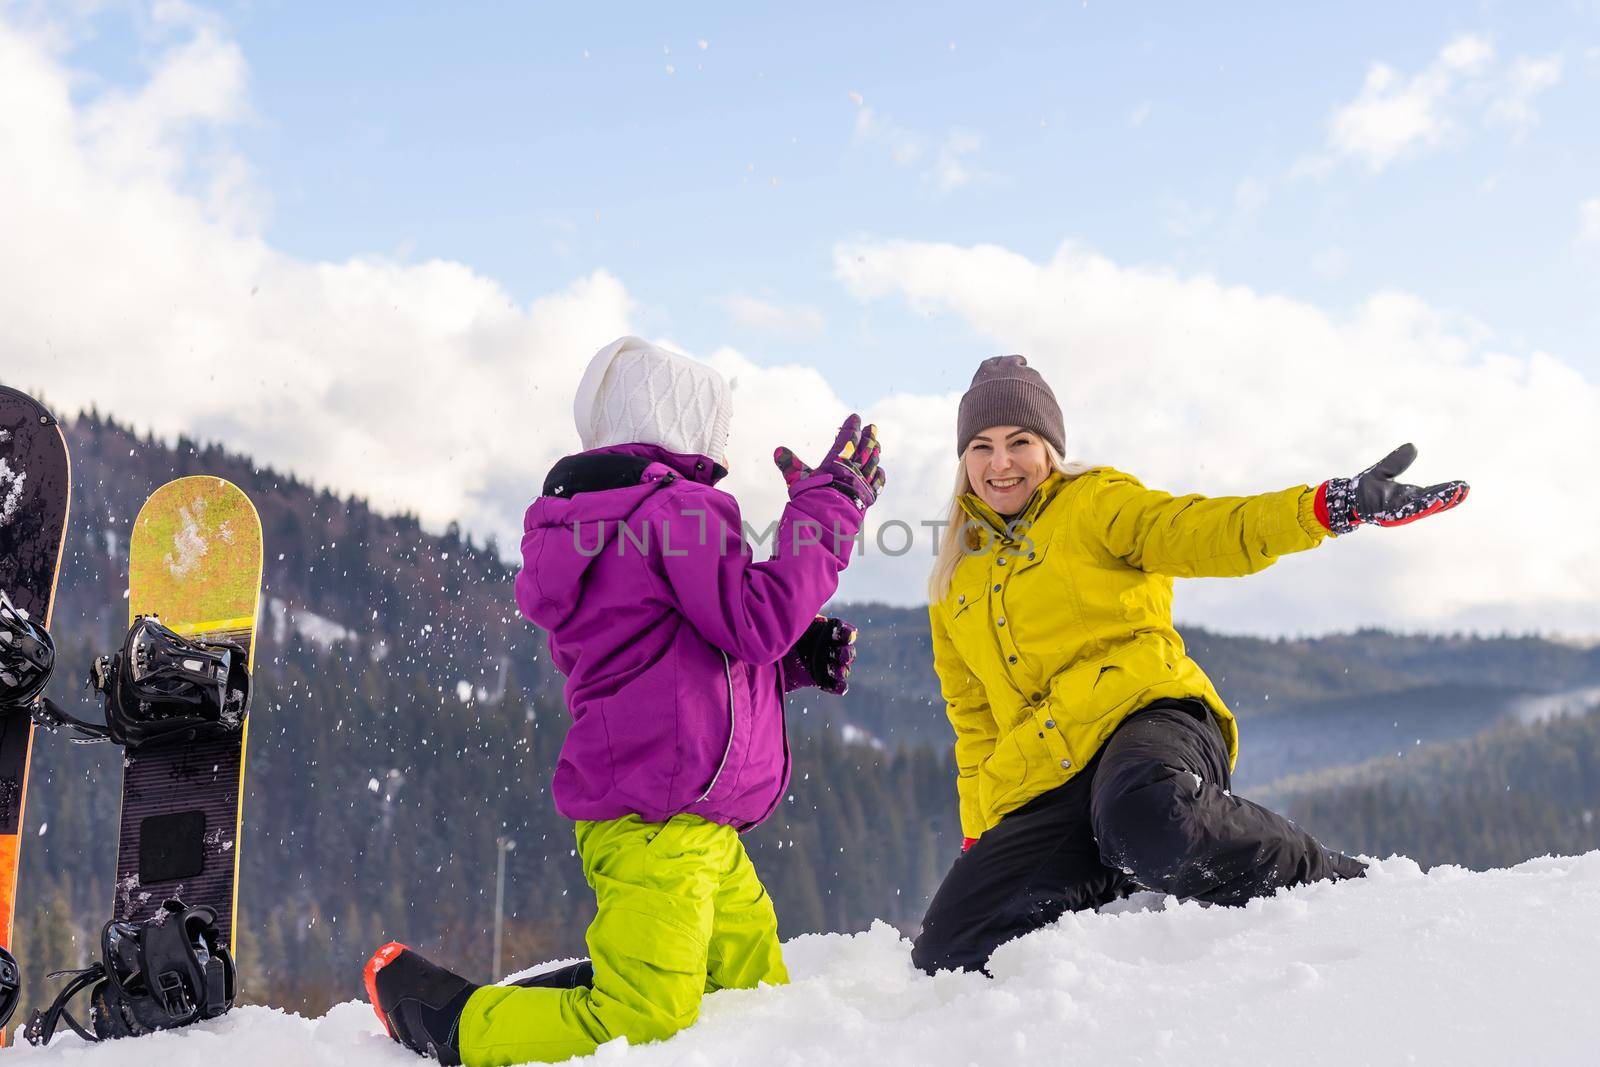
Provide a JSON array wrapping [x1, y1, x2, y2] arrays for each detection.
[[927, 437, 1091, 602]]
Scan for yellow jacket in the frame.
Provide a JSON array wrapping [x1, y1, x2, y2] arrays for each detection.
[[929, 467, 1329, 839]]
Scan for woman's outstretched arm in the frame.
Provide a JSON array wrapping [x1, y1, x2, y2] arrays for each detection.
[[1082, 444, 1468, 579], [1081, 469, 1327, 578]]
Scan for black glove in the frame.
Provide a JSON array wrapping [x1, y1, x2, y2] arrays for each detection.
[[780, 616, 857, 695], [1317, 444, 1469, 535]]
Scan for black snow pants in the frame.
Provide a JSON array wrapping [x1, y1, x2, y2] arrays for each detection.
[[911, 699, 1366, 975]]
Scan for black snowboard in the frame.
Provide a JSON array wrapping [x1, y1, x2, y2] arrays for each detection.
[[0, 385, 71, 1039]]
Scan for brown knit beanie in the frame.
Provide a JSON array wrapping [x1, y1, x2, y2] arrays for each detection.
[[956, 355, 1065, 456]]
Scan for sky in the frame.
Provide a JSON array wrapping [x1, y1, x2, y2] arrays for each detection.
[[1, 0, 1598, 637]]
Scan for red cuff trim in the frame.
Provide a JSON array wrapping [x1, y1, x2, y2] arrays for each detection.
[[1313, 481, 1333, 533], [961, 837, 979, 853]]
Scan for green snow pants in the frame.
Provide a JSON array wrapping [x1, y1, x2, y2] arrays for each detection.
[[457, 813, 789, 1065]]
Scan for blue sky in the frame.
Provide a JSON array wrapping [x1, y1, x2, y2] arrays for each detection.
[[6, 1, 1599, 634], [58, 1, 1600, 400]]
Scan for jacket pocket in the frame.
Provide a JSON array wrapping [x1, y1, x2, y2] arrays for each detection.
[[1011, 534, 1049, 574], [945, 575, 993, 652], [976, 721, 1052, 817], [598, 693, 674, 812], [696, 650, 740, 803], [1045, 639, 1176, 726], [947, 577, 986, 621]]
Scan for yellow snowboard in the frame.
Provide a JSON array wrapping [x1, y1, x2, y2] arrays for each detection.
[[117, 476, 262, 952]]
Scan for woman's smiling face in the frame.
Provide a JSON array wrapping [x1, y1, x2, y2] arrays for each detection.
[[964, 425, 1050, 516]]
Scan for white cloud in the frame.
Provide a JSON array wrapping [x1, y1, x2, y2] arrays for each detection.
[[1129, 103, 1152, 127], [930, 129, 982, 193], [1324, 34, 1491, 171], [1317, 34, 1563, 173], [1581, 198, 1600, 244], [714, 294, 827, 339], [1439, 33, 1496, 72], [0, 9, 934, 608], [0, 14, 633, 544], [853, 103, 926, 166], [834, 237, 1600, 636], [850, 95, 987, 193], [7, 9, 1596, 640], [1487, 54, 1563, 132]]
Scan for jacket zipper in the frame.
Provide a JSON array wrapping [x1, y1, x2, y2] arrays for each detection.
[[752, 683, 791, 830], [696, 650, 737, 803]]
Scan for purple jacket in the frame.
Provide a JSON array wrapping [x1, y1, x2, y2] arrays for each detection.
[[515, 442, 863, 829]]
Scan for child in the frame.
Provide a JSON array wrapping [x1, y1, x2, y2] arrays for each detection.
[[364, 336, 885, 1065]]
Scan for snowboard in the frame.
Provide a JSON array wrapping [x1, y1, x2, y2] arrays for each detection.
[[114, 476, 262, 956], [0, 386, 70, 1046]]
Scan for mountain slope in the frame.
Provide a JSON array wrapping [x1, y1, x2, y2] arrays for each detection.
[[1266, 700, 1600, 869]]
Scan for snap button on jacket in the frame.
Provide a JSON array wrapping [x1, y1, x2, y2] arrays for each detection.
[[930, 467, 1328, 839]]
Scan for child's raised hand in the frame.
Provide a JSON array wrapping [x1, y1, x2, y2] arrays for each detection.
[[772, 445, 814, 489], [773, 414, 887, 511]]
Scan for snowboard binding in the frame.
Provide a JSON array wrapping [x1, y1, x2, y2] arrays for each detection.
[[38, 616, 251, 749], [0, 588, 54, 713], [24, 898, 235, 1045], [0, 946, 19, 1033]]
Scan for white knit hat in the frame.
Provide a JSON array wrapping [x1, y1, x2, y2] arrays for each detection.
[[572, 337, 733, 466]]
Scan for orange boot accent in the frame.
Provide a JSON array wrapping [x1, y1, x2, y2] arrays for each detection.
[[363, 941, 408, 1038]]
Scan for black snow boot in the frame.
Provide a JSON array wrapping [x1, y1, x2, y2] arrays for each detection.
[[512, 958, 594, 989], [364, 942, 478, 1065]]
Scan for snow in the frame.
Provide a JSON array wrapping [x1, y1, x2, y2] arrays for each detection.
[[164, 501, 210, 578], [1512, 684, 1600, 724], [268, 598, 357, 648], [0, 458, 25, 527], [11, 853, 1600, 1065], [838, 722, 884, 751]]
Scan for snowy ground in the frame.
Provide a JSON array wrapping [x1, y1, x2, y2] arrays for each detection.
[[11, 853, 1600, 1066]]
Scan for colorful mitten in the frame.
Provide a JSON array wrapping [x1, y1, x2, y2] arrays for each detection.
[[774, 414, 886, 511], [1315, 444, 1469, 535]]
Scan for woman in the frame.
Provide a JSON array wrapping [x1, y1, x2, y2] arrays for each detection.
[[912, 355, 1468, 975]]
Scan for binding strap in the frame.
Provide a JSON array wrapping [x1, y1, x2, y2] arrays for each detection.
[[29, 695, 113, 744], [0, 946, 20, 1033], [46, 616, 251, 751], [21, 962, 102, 1045], [24, 899, 235, 1045]]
